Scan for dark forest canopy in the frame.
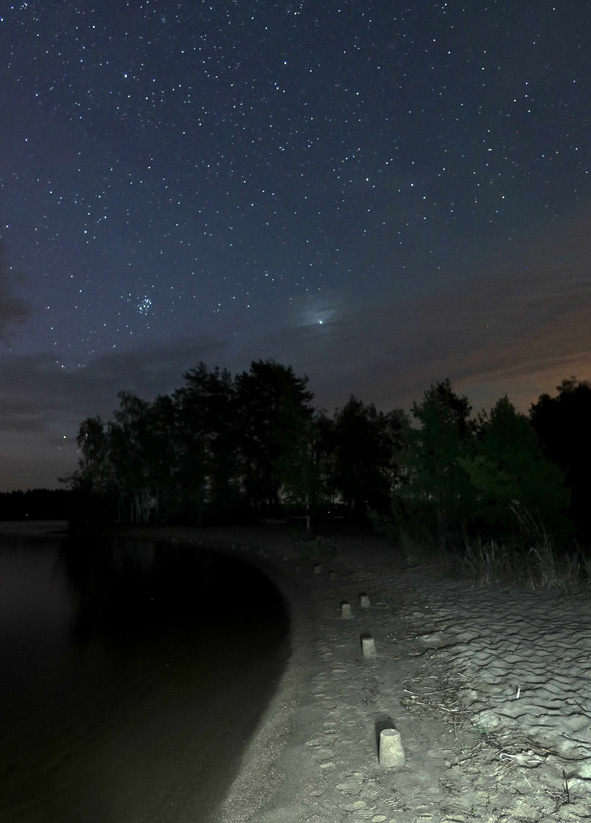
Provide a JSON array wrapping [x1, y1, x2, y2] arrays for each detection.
[[68, 359, 403, 527], [66, 362, 588, 547], [530, 378, 591, 541]]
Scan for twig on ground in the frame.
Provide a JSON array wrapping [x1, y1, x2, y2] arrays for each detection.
[[563, 769, 570, 804]]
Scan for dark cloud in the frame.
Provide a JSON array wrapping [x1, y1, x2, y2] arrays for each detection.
[[0, 337, 228, 490], [0, 335, 227, 433]]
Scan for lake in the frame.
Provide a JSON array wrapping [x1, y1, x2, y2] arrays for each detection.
[[0, 526, 289, 823]]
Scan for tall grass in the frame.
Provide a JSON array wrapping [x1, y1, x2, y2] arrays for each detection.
[[459, 503, 591, 591], [370, 502, 591, 591]]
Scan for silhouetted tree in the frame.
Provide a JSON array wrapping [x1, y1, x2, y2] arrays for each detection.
[[460, 396, 572, 541], [109, 392, 159, 523], [273, 411, 323, 529], [530, 378, 591, 539], [70, 370, 478, 534], [331, 396, 405, 521], [174, 364, 239, 522], [69, 415, 118, 521], [234, 360, 314, 518], [397, 379, 476, 549], [73, 392, 178, 524], [145, 393, 180, 520], [75, 415, 112, 494]]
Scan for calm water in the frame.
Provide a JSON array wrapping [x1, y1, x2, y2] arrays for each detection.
[[0, 530, 289, 823]]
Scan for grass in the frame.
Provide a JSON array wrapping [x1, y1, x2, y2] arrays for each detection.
[[398, 526, 439, 567], [370, 502, 591, 591], [458, 534, 591, 592]]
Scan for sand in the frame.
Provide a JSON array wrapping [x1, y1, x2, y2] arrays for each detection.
[[97, 524, 591, 821]]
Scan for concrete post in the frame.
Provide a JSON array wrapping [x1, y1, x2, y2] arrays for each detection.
[[379, 728, 405, 768]]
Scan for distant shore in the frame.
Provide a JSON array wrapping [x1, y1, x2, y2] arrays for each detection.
[[0, 520, 69, 536]]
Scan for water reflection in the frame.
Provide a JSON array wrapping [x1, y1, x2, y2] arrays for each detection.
[[0, 532, 289, 823]]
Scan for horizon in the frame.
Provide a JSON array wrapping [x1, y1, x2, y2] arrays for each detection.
[[1, 2, 589, 491], [0, 360, 580, 493]]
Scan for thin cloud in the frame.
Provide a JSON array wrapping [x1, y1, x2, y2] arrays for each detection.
[[0, 335, 228, 434], [0, 242, 30, 340], [225, 215, 591, 415]]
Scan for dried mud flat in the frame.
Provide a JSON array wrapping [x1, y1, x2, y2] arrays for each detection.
[[134, 526, 591, 823]]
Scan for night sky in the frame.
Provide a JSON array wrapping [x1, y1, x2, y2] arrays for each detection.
[[1, 1, 590, 490]]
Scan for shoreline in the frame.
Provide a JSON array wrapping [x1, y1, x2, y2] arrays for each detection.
[[0, 520, 69, 537], [10, 521, 591, 821], [115, 524, 324, 823], [130, 524, 591, 823]]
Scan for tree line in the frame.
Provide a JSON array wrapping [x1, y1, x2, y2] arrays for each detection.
[[0, 489, 73, 521], [68, 361, 591, 548], [68, 360, 402, 527]]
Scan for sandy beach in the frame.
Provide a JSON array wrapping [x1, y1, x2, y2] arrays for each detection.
[[124, 523, 591, 823]]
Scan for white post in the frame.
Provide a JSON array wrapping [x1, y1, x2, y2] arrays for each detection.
[[379, 728, 405, 768]]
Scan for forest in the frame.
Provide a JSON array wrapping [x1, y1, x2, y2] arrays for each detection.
[[67, 360, 591, 555]]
